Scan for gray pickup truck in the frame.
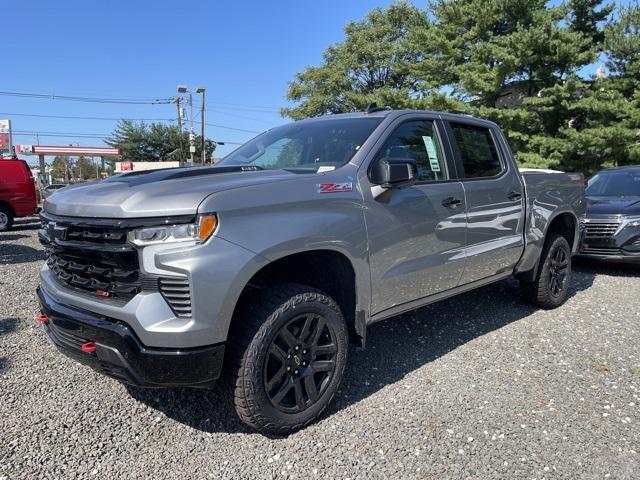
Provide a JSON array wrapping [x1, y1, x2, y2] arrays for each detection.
[[37, 109, 585, 434]]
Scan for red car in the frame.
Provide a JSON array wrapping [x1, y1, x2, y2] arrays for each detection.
[[0, 157, 37, 230]]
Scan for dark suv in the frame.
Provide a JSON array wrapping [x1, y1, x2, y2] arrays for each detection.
[[579, 166, 640, 262]]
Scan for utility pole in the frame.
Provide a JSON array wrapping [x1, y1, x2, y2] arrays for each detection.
[[188, 92, 195, 165], [178, 85, 204, 166], [175, 96, 184, 167], [196, 86, 206, 164]]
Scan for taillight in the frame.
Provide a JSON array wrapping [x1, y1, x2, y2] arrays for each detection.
[[35, 314, 49, 325], [81, 341, 97, 353]]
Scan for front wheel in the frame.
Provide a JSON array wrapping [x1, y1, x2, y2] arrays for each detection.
[[226, 283, 348, 435], [520, 233, 572, 309]]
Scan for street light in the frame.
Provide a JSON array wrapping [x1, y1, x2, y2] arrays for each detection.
[[176, 85, 206, 165]]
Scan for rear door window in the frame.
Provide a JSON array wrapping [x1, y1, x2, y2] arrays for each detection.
[[450, 123, 503, 179]]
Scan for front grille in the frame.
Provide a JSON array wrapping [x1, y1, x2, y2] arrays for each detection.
[[46, 250, 140, 300], [49, 322, 87, 350], [64, 225, 128, 244], [159, 277, 192, 318], [40, 214, 194, 315], [583, 222, 620, 239], [581, 245, 621, 256], [40, 216, 141, 301]]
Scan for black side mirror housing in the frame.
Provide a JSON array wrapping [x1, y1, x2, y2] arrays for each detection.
[[369, 157, 418, 189]]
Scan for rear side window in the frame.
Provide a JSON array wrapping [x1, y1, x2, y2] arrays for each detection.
[[376, 120, 448, 182], [450, 123, 502, 178]]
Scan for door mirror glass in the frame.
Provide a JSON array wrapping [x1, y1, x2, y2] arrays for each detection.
[[370, 157, 418, 189]]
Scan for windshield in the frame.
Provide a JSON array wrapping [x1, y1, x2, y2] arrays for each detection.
[[587, 170, 640, 196], [218, 117, 383, 173]]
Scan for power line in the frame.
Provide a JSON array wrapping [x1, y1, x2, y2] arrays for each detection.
[[207, 108, 278, 124], [12, 130, 244, 144], [12, 132, 109, 139], [0, 90, 174, 105], [14, 129, 110, 135], [1, 112, 174, 122], [198, 121, 260, 134], [0, 87, 281, 111], [0, 111, 262, 134], [206, 102, 280, 113]]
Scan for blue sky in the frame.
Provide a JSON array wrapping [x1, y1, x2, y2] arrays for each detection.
[[3, 0, 402, 160]]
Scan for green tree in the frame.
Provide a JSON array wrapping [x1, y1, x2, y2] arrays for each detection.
[[412, 0, 609, 171], [282, 1, 432, 119], [50, 156, 71, 182], [73, 156, 98, 181], [106, 119, 216, 163], [283, 0, 632, 175], [568, 0, 614, 45]]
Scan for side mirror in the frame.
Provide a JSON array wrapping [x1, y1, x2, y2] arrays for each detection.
[[369, 157, 418, 189]]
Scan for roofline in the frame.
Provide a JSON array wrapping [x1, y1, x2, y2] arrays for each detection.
[[599, 165, 640, 172], [295, 109, 497, 127]]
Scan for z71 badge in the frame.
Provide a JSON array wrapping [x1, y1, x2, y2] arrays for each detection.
[[317, 182, 353, 193]]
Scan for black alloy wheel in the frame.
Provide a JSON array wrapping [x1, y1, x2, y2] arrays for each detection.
[[264, 313, 338, 413], [520, 233, 572, 309], [226, 283, 348, 435], [548, 244, 569, 297]]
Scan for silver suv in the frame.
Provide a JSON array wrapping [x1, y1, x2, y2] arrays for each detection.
[[37, 109, 585, 434]]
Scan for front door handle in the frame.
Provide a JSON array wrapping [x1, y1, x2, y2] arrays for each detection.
[[507, 191, 522, 201], [442, 197, 462, 207]]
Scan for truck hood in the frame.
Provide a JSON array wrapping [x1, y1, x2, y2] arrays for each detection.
[[586, 195, 640, 216], [44, 166, 297, 218]]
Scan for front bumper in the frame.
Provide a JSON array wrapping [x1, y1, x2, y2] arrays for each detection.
[[578, 217, 640, 263], [576, 250, 640, 263], [37, 286, 225, 388]]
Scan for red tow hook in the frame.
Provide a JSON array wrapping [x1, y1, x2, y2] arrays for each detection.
[[35, 313, 49, 325], [81, 341, 97, 354]]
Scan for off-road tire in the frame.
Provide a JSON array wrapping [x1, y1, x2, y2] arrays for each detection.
[[521, 233, 572, 309], [225, 283, 348, 435], [0, 204, 14, 231]]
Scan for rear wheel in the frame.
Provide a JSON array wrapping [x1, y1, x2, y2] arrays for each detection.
[[0, 205, 14, 231], [226, 283, 348, 435], [521, 233, 572, 309]]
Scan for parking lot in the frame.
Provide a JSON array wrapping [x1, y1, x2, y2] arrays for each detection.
[[1, 218, 639, 479]]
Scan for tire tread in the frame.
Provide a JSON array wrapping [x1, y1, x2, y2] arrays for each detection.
[[225, 283, 346, 435]]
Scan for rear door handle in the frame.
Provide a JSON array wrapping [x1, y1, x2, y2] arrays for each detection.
[[442, 197, 462, 207], [507, 191, 522, 201]]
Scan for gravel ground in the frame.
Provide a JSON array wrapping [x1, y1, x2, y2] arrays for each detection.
[[1, 218, 639, 479]]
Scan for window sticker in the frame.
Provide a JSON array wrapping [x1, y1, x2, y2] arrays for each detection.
[[422, 136, 441, 172], [317, 165, 336, 173]]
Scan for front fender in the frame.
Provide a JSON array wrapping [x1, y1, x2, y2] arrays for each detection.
[[197, 168, 371, 323]]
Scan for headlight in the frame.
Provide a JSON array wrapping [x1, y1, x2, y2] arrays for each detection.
[[129, 214, 218, 246], [623, 216, 640, 228]]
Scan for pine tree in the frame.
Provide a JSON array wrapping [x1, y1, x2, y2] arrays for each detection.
[[282, 1, 432, 120], [283, 0, 635, 175]]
